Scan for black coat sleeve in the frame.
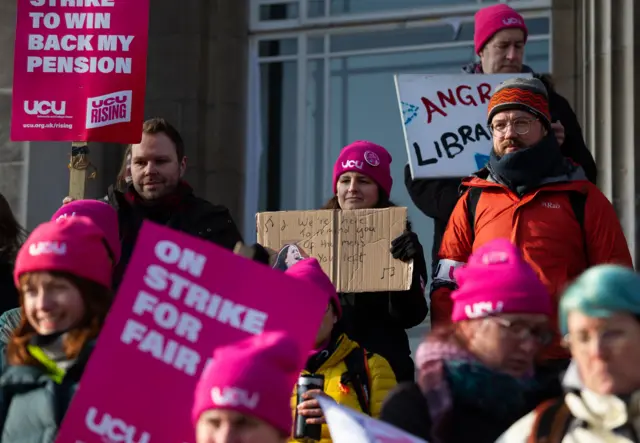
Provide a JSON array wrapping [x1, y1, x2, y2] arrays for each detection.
[[546, 88, 597, 184], [379, 382, 432, 441], [388, 228, 429, 329], [214, 213, 244, 251], [403, 164, 462, 222]]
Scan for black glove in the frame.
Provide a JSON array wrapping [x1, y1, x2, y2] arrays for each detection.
[[390, 231, 422, 263], [250, 243, 271, 265]]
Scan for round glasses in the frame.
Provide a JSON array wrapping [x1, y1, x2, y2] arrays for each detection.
[[489, 316, 553, 346], [489, 118, 538, 136]]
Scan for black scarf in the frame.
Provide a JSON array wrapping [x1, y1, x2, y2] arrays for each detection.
[[487, 132, 568, 195]]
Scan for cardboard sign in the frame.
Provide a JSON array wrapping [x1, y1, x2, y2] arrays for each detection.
[[395, 73, 533, 179], [11, 0, 149, 142], [55, 221, 328, 443], [318, 396, 428, 443], [256, 208, 413, 293]]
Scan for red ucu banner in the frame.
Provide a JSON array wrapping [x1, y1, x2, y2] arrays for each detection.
[[11, 0, 149, 143]]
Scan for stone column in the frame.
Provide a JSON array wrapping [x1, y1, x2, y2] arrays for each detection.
[[144, 0, 249, 223], [0, 0, 28, 224], [552, 0, 640, 264]]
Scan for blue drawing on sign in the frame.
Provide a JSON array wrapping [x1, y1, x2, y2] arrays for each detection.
[[401, 102, 419, 125], [475, 153, 490, 169]]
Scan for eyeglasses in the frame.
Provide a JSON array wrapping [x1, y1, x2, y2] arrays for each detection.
[[488, 317, 553, 346], [563, 329, 628, 352], [489, 118, 538, 136]]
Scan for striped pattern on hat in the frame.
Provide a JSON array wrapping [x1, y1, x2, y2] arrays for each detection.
[[487, 77, 551, 128]]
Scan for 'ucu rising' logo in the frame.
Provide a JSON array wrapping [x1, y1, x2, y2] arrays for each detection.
[[342, 160, 363, 169]]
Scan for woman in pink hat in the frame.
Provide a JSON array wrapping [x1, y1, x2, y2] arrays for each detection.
[[379, 238, 555, 443], [0, 199, 120, 368], [0, 216, 113, 443], [285, 258, 396, 443], [193, 331, 302, 443], [323, 141, 428, 383]]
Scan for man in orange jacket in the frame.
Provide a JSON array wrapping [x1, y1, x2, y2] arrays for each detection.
[[430, 77, 632, 378]]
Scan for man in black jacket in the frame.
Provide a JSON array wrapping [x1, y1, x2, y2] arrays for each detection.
[[405, 4, 597, 279], [106, 117, 244, 288]]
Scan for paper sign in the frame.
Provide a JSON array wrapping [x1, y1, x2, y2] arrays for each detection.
[[318, 396, 428, 443], [11, 0, 149, 143], [256, 208, 413, 293], [56, 221, 329, 443], [395, 73, 533, 179]]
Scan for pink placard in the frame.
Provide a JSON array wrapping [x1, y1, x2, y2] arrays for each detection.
[[55, 221, 328, 443], [11, 0, 149, 143]]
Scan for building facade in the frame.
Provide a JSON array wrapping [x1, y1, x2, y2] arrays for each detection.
[[0, 0, 637, 265]]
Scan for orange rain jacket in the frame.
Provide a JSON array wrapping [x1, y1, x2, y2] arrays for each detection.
[[430, 169, 633, 360]]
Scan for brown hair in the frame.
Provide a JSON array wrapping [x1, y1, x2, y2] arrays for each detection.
[[115, 145, 132, 192], [0, 193, 27, 264], [7, 272, 113, 367], [141, 117, 185, 161], [427, 323, 470, 349]]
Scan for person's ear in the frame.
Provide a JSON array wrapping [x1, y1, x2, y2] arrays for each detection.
[[179, 156, 188, 177]]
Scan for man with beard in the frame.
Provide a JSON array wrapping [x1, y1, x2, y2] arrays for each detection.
[[405, 4, 597, 291], [430, 77, 631, 385], [105, 117, 243, 288]]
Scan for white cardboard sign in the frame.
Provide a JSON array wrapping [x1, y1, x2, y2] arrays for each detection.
[[395, 73, 533, 179], [318, 396, 428, 443]]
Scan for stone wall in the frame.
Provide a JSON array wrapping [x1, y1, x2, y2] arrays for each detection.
[[0, 0, 249, 230], [552, 0, 640, 264], [144, 0, 249, 223], [0, 0, 27, 224]]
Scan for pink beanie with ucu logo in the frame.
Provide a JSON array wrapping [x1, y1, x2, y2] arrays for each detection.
[[450, 238, 552, 322], [332, 141, 393, 197]]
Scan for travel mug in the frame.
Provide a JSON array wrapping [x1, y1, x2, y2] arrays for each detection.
[[293, 373, 325, 441]]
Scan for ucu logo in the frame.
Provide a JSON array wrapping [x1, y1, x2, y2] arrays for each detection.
[[465, 301, 504, 318], [23, 100, 66, 116], [85, 406, 151, 443], [211, 387, 260, 409], [342, 160, 363, 169], [28, 241, 67, 257], [55, 212, 76, 222], [503, 17, 523, 26]]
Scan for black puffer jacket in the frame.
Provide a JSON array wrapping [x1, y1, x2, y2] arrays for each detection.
[[406, 63, 597, 275], [0, 261, 19, 316], [106, 183, 243, 289], [338, 223, 428, 383]]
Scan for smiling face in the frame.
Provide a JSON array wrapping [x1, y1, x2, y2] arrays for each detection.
[[131, 132, 186, 201], [336, 172, 379, 210], [21, 272, 86, 335]]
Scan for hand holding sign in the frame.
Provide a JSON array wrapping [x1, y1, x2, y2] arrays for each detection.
[[395, 73, 532, 179]]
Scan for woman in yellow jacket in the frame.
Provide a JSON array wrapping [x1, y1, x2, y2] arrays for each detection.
[[285, 258, 397, 443]]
